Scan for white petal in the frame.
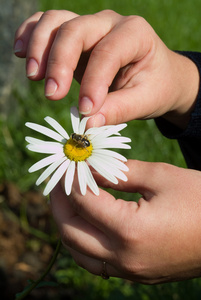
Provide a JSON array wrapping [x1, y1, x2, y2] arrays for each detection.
[[25, 136, 47, 145], [85, 126, 112, 136], [87, 156, 118, 184], [65, 161, 76, 195], [79, 116, 90, 134], [92, 152, 129, 172], [28, 153, 65, 173], [36, 157, 67, 185], [26, 137, 63, 147], [83, 162, 99, 196], [110, 167, 128, 182], [44, 116, 69, 139], [116, 144, 131, 149], [43, 159, 70, 196], [91, 124, 127, 141], [92, 136, 131, 149], [111, 123, 127, 132], [91, 154, 128, 182], [70, 107, 80, 133], [92, 149, 127, 162], [25, 122, 65, 142], [96, 136, 131, 145], [27, 143, 64, 154], [77, 161, 87, 195]]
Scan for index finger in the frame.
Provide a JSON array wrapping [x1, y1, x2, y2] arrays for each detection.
[[51, 177, 120, 234], [44, 10, 122, 100], [50, 181, 115, 259], [61, 173, 139, 237]]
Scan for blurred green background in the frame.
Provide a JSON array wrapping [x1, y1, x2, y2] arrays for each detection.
[[1, 0, 201, 299]]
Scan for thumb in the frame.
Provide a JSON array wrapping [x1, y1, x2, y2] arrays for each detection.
[[93, 160, 168, 198], [78, 15, 153, 117]]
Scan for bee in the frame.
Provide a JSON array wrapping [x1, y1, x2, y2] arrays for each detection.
[[71, 133, 90, 148]]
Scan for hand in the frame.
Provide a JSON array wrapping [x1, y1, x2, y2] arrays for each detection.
[[14, 10, 199, 128], [50, 160, 201, 284]]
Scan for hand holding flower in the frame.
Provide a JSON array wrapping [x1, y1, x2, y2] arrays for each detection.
[[51, 160, 201, 284]]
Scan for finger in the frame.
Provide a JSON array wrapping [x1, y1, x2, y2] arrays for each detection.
[[78, 15, 155, 115], [24, 10, 79, 81], [86, 43, 171, 126], [62, 170, 140, 237], [14, 11, 43, 57], [44, 10, 122, 100], [67, 247, 121, 278], [86, 86, 153, 126], [87, 71, 166, 126], [50, 181, 112, 259], [92, 160, 170, 197]]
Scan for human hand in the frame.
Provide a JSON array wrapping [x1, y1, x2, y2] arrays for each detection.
[[50, 160, 201, 284], [14, 10, 199, 128]]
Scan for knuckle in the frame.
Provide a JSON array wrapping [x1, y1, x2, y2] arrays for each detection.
[[59, 16, 83, 37], [95, 9, 122, 23], [47, 57, 70, 76], [90, 42, 118, 74], [15, 11, 44, 40], [60, 228, 74, 249], [98, 9, 119, 17], [57, 18, 84, 51], [28, 11, 58, 45], [40, 9, 59, 19], [59, 19, 75, 32], [126, 15, 148, 27], [58, 13, 99, 42], [92, 42, 114, 57]]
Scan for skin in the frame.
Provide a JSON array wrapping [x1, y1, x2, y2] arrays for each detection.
[[14, 10, 201, 283], [14, 10, 199, 128], [51, 161, 201, 284]]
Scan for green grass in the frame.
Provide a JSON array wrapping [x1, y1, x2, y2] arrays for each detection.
[[2, 0, 201, 299]]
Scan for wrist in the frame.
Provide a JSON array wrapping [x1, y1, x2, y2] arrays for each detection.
[[163, 51, 200, 129]]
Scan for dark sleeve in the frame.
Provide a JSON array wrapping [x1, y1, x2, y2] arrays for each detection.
[[155, 51, 201, 171]]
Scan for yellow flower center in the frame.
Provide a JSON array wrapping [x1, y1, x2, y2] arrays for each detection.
[[64, 134, 93, 162]]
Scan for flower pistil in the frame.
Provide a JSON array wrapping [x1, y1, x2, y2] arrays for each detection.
[[64, 134, 93, 162]]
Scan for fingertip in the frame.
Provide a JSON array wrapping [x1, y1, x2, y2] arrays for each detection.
[[79, 76, 109, 116], [45, 78, 58, 97], [44, 81, 70, 101], [79, 96, 93, 115], [13, 39, 24, 56], [26, 58, 39, 77], [87, 113, 106, 127], [45, 66, 74, 100]]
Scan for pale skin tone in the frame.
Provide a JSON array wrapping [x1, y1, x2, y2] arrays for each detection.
[[14, 10, 201, 283]]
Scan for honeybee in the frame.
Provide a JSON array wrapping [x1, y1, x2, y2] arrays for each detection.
[[71, 133, 90, 148]]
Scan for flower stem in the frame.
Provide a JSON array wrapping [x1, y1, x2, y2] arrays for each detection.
[[15, 239, 62, 300]]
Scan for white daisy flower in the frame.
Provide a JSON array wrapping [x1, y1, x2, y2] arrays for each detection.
[[25, 107, 131, 196]]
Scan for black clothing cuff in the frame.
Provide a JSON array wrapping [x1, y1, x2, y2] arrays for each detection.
[[155, 51, 201, 139]]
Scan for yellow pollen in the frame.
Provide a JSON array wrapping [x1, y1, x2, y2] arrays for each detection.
[[64, 137, 93, 162]]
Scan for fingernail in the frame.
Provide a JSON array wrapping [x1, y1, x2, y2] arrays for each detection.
[[91, 113, 106, 127], [27, 58, 39, 77], [45, 78, 58, 97], [14, 39, 23, 53], [79, 96, 93, 115]]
